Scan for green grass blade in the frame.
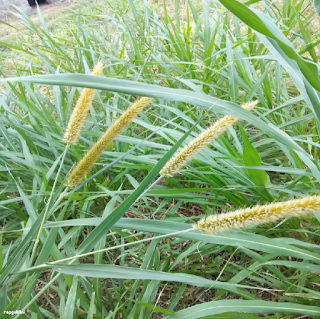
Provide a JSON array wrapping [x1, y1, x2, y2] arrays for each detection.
[[87, 292, 95, 319], [0, 211, 44, 288], [239, 125, 271, 201], [164, 300, 320, 318], [62, 275, 78, 319], [49, 264, 254, 298], [218, 0, 320, 91]]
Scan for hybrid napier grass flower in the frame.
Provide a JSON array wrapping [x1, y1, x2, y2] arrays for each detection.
[[65, 97, 153, 188], [160, 100, 258, 177], [63, 61, 103, 145], [194, 195, 320, 234]]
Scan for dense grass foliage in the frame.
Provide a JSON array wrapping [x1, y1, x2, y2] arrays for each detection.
[[1, 0, 320, 317]]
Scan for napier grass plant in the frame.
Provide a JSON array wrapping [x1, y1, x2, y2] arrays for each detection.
[[1, 0, 320, 318]]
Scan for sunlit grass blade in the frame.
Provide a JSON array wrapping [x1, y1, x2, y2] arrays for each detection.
[[218, 0, 320, 91], [164, 299, 320, 318], [49, 264, 255, 299], [44, 218, 320, 264]]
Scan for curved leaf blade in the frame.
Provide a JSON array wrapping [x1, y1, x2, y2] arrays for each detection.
[[164, 300, 320, 318]]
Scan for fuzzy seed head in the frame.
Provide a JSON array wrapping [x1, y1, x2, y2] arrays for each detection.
[[65, 97, 153, 188], [193, 195, 320, 234], [63, 61, 103, 145], [160, 100, 258, 177]]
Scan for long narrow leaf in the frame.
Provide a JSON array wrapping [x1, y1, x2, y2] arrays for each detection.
[[218, 0, 320, 91], [49, 264, 254, 299], [164, 300, 320, 318]]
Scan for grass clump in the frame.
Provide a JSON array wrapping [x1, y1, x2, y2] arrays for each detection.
[[0, 0, 320, 318]]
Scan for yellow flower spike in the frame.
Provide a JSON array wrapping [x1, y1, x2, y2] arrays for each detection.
[[160, 100, 258, 177], [66, 97, 153, 188], [63, 61, 104, 145], [194, 195, 320, 234]]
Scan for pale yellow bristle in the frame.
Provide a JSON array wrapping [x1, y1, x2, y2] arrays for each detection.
[[65, 97, 153, 188], [63, 61, 104, 145], [160, 100, 258, 177], [193, 195, 320, 234]]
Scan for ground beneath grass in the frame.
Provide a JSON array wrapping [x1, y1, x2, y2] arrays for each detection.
[[0, 0, 82, 41]]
